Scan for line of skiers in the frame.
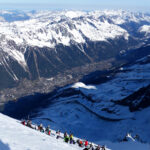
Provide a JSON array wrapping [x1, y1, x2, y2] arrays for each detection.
[[22, 120, 51, 135], [21, 120, 106, 150]]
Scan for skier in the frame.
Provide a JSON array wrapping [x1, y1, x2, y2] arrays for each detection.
[[21, 120, 26, 125], [69, 133, 74, 144], [45, 125, 51, 135], [64, 135, 69, 143], [64, 132, 67, 138], [79, 140, 83, 147], [56, 130, 61, 139], [26, 120, 33, 128], [38, 124, 44, 132], [89, 143, 95, 150], [77, 139, 80, 145], [95, 145, 101, 150], [63, 132, 69, 143], [85, 140, 88, 147], [101, 145, 106, 150]]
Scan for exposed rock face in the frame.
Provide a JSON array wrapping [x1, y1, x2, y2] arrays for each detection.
[[116, 84, 150, 112]]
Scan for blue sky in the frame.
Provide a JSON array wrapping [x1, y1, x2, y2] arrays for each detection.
[[0, 0, 149, 11]]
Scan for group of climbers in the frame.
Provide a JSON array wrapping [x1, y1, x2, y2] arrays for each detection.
[[63, 132, 106, 150], [21, 120, 106, 150], [64, 132, 76, 144], [77, 140, 105, 150], [22, 120, 50, 134], [76, 139, 87, 147]]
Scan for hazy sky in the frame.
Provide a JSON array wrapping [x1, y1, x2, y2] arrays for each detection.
[[0, 0, 149, 11]]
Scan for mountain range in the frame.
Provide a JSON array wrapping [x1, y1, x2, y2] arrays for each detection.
[[0, 10, 150, 101], [1, 10, 150, 146]]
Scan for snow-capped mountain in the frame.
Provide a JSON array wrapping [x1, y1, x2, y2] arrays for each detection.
[[140, 25, 150, 37], [0, 10, 150, 93], [1, 10, 150, 150], [0, 10, 129, 48]]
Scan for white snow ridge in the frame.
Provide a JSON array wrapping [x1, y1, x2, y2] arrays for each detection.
[[0, 10, 132, 49]]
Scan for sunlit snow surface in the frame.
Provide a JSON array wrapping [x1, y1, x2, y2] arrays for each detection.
[[0, 113, 150, 150], [0, 113, 81, 150], [140, 25, 150, 34], [0, 10, 129, 48]]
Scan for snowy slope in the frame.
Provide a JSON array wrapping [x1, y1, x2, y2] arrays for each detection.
[[140, 25, 150, 36], [0, 113, 150, 150], [0, 113, 82, 150]]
